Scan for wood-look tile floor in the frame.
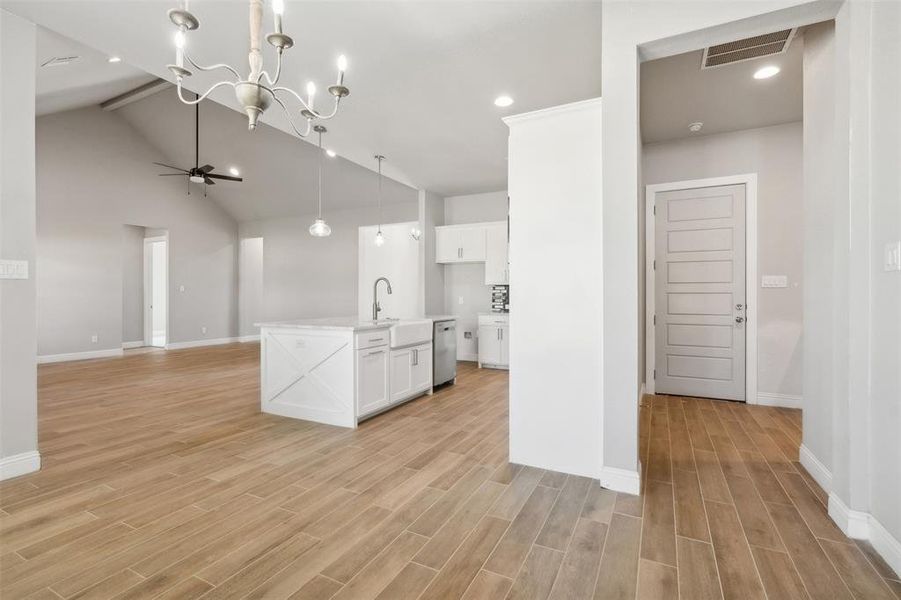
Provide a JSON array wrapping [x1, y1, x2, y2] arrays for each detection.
[[1, 343, 898, 599]]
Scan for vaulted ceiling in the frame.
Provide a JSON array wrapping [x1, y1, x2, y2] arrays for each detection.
[[6, 0, 604, 196]]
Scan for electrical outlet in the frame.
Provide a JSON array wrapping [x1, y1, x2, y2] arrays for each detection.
[[91, 334, 98, 343], [201, 326, 207, 335], [179, 285, 186, 292], [464, 331, 472, 339], [458, 296, 464, 305], [0, 259, 28, 279]]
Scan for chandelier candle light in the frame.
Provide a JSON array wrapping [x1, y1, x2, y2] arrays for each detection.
[[309, 125, 331, 237], [166, 0, 350, 137]]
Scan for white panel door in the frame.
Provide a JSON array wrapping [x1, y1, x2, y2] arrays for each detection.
[[410, 343, 432, 393], [655, 184, 746, 401], [485, 223, 509, 284], [435, 227, 459, 263], [459, 226, 487, 261], [478, 325, 501, 366]]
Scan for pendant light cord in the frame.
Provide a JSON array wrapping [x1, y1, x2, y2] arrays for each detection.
[[377, 156, 383, 233], [317, 129, 323, 219]]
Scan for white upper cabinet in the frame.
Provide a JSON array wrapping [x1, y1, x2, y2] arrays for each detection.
[[484, 222, 509, 285], [435, 224, 488, 263]]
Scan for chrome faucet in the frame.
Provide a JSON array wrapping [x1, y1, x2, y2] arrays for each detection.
[[372, 277, 393, 320]]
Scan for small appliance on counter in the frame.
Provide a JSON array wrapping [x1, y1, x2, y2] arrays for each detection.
[[491, 285, 509, 313]]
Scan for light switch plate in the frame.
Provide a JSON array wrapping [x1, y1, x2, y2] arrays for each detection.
[[0, 259, 29, 280], [885, 241, 901, 272], [761, 275, 788, 288]]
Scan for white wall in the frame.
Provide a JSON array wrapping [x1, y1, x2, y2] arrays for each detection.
[[0, 9, 39, 477], [802, 21, 836, 476], [358, 221, 422, 320], [35, 106, 239, 356], [443, 191, 508, 360], [506, 99, 603, 480], [643, 122, 804, 399], [149, 239, 167, 341], [121, 225, 145, 344], [239, 237, 263, 339], [240, 201, 418, 324], [600, 0, 837, 480]]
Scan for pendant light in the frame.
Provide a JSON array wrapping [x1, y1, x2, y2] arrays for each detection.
[[309, 125, 332, 237], [374, 155, 386, 246]]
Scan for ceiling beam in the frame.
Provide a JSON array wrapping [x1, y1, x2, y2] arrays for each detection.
[[101, 78, 172, 111]]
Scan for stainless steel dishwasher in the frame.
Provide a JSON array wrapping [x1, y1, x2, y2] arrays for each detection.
[[433, 319, 457, 386]]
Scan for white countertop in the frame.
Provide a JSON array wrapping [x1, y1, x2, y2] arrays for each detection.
[[256, 315, 459, 332], [255, 317, 392, 331], [479, 312, 510, 317]]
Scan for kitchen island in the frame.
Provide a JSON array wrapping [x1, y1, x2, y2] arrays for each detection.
[[257, 317, 434, 428]]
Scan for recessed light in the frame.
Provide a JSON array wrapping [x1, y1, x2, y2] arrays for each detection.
[[229, 167, 240, 176], [688, 122, 704, 133], [326, 149, 336, 158], [108, 56, 121, 63], [494, 95, 514, 108], [753, 65, 780, 79]]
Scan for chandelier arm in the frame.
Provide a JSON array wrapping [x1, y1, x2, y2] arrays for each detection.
[[258, 50, 283, 86], [182, 50, 242, 80], [176, 80, 237, 105], [272, 96, 313, 137], [271, 87, 342, 120]]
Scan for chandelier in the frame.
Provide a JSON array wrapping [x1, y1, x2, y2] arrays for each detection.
[[166, 0, 350, 137]]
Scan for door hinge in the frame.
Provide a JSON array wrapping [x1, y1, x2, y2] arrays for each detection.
[[653, 369, 656, 380], [653, 314, 656, 325], [653, 259, 656, 270], [653, 205, 656, 215]]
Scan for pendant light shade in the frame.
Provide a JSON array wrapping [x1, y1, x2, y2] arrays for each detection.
[[309, 218, 331, 237], [374, 154, 385, 246], [309, 125, 331, 237]]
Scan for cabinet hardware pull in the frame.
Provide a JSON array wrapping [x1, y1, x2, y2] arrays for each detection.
[[369, 337, 383, 342], [367, 350, 383, 356]]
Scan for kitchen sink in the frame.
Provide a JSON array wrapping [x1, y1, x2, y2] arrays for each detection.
[[389, 319, 433, 348]]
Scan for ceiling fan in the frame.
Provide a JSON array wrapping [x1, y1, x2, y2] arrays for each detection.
[[154, 95, 242, 195]]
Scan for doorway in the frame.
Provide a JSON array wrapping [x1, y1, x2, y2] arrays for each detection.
[[645, 174, 758, 402], [144, 236, 168, 348]]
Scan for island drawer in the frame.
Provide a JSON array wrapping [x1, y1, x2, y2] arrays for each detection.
[[356, 330, 390, 349]]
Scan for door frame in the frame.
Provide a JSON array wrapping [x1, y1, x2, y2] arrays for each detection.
[[143, 235, 169, 348], [645, 173, 758, 404]]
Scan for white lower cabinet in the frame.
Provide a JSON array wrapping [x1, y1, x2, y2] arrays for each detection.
[[357, 345, 389, 416], [478, 315, 509, 369], [389, 343, 433, 404]]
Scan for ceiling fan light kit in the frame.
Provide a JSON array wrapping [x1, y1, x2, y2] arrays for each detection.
[[166, 0, 350, 137]]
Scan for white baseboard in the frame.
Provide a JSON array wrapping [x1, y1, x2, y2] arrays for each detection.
[[238, 335, 260, 343], [38, 348, 123, 364], [799, 444, 832, 492], [639, 383, 648, 406], [122, 340, 144, 349], [756, 392, 803, 409], [0, 451, 41, 481], [870, 514, 901, 577], [166, 337, 239, 350], [457, 353, 478, 362], [828, 493, 901, 576], [600, 464, 641, 496]]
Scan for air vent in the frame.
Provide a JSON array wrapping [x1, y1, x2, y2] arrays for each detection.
[[701, 29, 795, 69], [41, 55, 81, 68]]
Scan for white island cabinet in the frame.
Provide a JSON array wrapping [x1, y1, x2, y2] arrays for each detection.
[[258, 318, 433, 428]]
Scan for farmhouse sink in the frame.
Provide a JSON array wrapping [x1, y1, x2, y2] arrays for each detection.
[[389, 319, 433, 348]]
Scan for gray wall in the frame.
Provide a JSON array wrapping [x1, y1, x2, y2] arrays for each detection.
[[36, 106, 239, 355], [0, 10, 38, 465], [643, 122, 804, 398], [443, 191, 508, 360], [121, 225, 145, 344], [240, 201, 418, 328], [419, 190, 445, 317]]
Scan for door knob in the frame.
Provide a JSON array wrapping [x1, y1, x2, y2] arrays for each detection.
[[735, 303, 744, 310], [735, 316, 745, 324]]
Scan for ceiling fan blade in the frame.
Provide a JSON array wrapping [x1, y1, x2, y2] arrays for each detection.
[[153, 162, 189, 173], [199, 164, 215, 173], [158, 173, 186, 176], [203, 176, 216, 185], [205, 173, 243, 182]]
